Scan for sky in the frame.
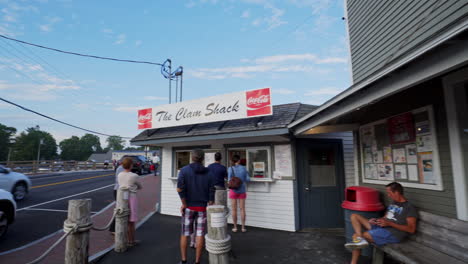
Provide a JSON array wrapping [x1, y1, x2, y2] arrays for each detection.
[[0, 0, 351, 149]]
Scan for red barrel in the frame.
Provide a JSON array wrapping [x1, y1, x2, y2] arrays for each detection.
[[341, 186, 384, 211]]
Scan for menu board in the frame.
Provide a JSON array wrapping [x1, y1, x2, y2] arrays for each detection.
[[274, 144, 293, 179], [360, 107, 438, 186]]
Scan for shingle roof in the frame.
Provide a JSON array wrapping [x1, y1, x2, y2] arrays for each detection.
[[131, 103, 317, 142]]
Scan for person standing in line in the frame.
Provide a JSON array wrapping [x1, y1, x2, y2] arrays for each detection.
[[208, 152, 228, 189], [109, 163, 125, 234], [177, 149, 215, 264], [152, 153, 160, 176], [118, 157, 142, 247], [228, 154, 250, 233]]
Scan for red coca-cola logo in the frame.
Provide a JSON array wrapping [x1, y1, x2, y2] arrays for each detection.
[[138, 108, 153, 129], [246, 88, 272, 117]]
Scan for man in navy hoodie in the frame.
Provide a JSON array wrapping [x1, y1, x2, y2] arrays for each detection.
[[177, 149, 215, 264]]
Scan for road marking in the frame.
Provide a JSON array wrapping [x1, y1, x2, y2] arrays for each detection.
[[23, 208, 98, 214], [31, 173, 114, 189], [17, 184, 114, 212]]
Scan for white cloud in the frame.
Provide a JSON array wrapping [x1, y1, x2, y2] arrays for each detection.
[[135, 40, 142, 46], [264, 4, 287, 30], [3, 14, 16, 22], [39, 24, 51, 32], [144, 96, 168, 101], [241, 9, 250, 18], [288, 0, 334, 14], [101, 28, 113, 34], [252, 54, 346, 64], [114, 34, 126, 45], [274, 88, 295, 95], [304, 87, 343, 96]]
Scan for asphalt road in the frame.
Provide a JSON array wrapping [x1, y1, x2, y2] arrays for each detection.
[[0, 170, 116, 253]]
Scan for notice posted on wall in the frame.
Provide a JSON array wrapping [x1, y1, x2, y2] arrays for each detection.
[[395, 165, 407, 180], [378, 164, 394, 181], [419, 152, 435, 184], [405, 144, 418, 164], [365, 164, 378, 179], [393, 148, 407, 163], [204, 152, 215, 166], [383, 147, 393, 163], [408, 164, 419, 181], [274, 144, 293, 178], [210, 212, 226, 228]]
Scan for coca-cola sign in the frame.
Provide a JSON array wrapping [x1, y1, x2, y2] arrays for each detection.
[[246, 88, 272, 117], [138, 108, 153, 129], [137, 88, 273, 129]]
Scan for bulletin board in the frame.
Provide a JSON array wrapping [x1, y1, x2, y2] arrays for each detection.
[[359, 105, 443, 191]]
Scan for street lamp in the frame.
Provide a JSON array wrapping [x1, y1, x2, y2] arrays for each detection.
[[7, 138, 16, 165]]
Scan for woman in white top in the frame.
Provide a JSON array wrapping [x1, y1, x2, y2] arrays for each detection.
[[118, 157, 142, 246]]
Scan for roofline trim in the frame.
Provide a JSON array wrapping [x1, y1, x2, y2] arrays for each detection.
[[289, 18, 468, 129], [130, 128, 289, 146]]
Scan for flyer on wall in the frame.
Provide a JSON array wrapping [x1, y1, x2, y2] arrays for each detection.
[[378, 164, 394, 181], [361, 126, 374, 147], [418, 152, 435, 184], [393, 148, 407, 163], [373, 150, 383, 163], [365, 164, 378, 179], [395, 165, 408, 180], [405, 144, 418, 163], [383, 147, 393, 163], [364, 148, 373, 163], [408, 164, 419, 181], [417, 135, 433, 152]]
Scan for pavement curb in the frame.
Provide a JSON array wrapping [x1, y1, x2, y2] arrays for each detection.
[[89, 208, 158, 263]]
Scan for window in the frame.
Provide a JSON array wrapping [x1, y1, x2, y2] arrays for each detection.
[[173, 149, 221, 178], [228, 147, 272, 179], [359, 105, 443, 190]]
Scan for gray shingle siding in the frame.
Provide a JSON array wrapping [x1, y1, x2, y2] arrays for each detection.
[[347, 0, 468, 84]]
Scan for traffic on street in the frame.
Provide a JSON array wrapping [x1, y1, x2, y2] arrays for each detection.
[[0, 170, 115, 253]]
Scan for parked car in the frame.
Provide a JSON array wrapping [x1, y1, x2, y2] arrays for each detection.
[[120, 155, 151, 175], [0, 165, 32, 201], [0, 189, 16, 239]]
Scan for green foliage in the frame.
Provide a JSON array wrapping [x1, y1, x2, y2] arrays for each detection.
[[59, 134, 104, 161], [106, 136, 125, 151], [0, 123, 17, 161], [11, 126, 58, 161]]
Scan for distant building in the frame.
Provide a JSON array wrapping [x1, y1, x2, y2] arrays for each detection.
[[87, 151, 112, 163]]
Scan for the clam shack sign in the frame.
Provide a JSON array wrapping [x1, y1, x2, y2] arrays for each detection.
[[138, 88, 272, 129]]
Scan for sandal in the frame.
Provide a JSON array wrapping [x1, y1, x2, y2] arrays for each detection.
[[232, 227, 238, 233], [241, 228, 247, 233], [127, 240, 141, 247]]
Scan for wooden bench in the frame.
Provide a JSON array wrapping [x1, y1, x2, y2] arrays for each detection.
[[372, 211, 468, 264]]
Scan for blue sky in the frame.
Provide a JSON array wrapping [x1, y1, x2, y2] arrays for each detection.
[[0, 0, 351, 148]]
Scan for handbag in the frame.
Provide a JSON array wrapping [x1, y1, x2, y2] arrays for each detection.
[[228, 167, 243, 190]]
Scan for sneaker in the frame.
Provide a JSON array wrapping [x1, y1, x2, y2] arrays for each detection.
[[344, 237, 369, 249]]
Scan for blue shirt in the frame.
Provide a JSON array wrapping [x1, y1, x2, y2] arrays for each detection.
[[208, 162, 228, 187], [227, 165, 250, 194]]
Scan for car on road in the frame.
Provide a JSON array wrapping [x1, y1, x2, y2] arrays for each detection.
[[0, 165, 32, 201], [121, 155, 151, 175], [0, 189, 16, 239]]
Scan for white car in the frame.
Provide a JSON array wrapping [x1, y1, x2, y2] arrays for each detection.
[[0, 165, 32, 201], [0, 189, 16, 239]]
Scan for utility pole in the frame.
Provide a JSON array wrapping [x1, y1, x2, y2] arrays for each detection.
[[37, 138, 44, 163]]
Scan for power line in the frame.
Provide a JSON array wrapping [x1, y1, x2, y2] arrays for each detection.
[[0, 34, 163, 66], [0, 96, 131, 139]]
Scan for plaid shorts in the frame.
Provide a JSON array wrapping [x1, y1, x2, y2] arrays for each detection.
[[181, 208, 207, 237]]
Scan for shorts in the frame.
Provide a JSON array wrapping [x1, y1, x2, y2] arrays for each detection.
[[181, 208, 207, 237], [229, 190, 247, 199], [368, 225, 400, 246]]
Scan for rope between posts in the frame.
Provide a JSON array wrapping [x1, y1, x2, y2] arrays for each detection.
[[26, 220, 92, 264], [205, 234, 231, 255]]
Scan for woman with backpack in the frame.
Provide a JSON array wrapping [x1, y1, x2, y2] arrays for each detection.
[[228, 154, 250, 233]]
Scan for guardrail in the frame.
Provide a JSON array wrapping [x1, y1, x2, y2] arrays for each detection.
[[0, 160, 112, 174]]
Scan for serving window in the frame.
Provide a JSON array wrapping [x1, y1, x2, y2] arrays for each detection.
[[228, 147, 272, 180], [173, 149, 220, 178], [359, 105, 443, 190]]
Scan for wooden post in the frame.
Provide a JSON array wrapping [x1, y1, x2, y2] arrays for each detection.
[[65, 199, 91, 264], [115, 187, 129, 252], [215, 187, 227, 207], [207, 205, 229, 264]]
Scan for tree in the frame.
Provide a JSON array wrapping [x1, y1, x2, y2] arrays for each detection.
[[80, 134, 103, 158], [106, 136, 125, 151], [12, 126, 57, 161], [59, 136, 82, 160], [0, 123, 17, 161]]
